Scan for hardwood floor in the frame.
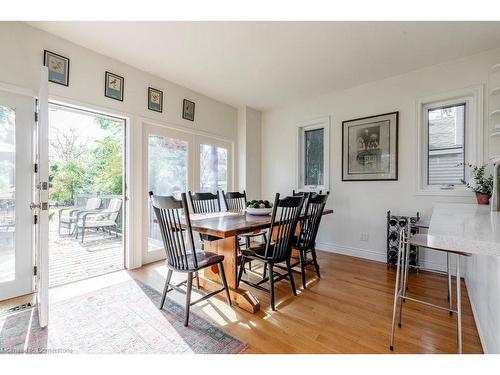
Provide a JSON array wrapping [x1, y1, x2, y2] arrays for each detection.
[[0, 251, 483, 353], [130, 251, 483, 354]]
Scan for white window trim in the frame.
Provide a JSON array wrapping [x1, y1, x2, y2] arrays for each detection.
[[415, 85, 483, 196], [296, 116, 330, 192]]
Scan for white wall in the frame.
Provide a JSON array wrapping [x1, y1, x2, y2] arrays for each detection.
[[261, 47, 500, 353], [236, 106, 262, 199], [0, 22, 238, 269]]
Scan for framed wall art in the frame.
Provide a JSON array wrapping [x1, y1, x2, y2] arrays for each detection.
[[43, 50, 70, 86], [148, 87, 163, 112], [182, 99, 195, 121], [104, 71, 124, 101], [342, 111, 398, 181]]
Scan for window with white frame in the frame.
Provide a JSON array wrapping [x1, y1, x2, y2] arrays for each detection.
[[297, 117, 330, 191], [417, 86, 483, 195]]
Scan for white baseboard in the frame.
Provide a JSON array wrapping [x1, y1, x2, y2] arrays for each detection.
[[315, 241, 386, 263], [465, 276, 488, 353], [316, 241, 448, 273]]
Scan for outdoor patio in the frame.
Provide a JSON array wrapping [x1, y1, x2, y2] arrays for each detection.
[[49, 219, 124, 287]]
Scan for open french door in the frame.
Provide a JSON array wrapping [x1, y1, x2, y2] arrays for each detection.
[[33, 67, 49, 327]]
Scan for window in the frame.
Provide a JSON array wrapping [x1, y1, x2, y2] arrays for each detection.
[[297, 117, 330, 191], [417, 86, 483, 195], [199, 143, 228, 193], [427, 103, 465, 186]]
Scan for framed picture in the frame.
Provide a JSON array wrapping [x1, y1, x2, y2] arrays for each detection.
[[182, 99, 195, 121], [105, 71, 124, 101], [148, 87, 163, 113], [342, 111, 398, 181], [43, 50, 70, 86]]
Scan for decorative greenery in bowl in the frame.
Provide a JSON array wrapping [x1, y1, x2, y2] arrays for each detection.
[[246, 200, 273, 215], [461, 164, 494, 205]]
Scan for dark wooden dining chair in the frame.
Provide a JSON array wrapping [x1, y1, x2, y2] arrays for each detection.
[[237, 193, 305, 311], [222, 190, 268, 273], [149, 191, 231, 326], [188, 191, 221, 244], [291, 192, 329, 288]]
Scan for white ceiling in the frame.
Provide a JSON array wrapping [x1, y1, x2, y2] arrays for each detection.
[[29, 21, 500, 110]]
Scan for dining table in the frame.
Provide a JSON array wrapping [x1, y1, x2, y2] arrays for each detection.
[[180, 208, 334, 313]]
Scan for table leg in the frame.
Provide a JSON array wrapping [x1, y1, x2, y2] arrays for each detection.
[[456, 254, 462, 354], [199, 236, 260, 313]]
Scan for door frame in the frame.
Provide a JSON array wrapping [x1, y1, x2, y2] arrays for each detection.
[[48, 96, 133, 271], [139, 117, 234, 266]]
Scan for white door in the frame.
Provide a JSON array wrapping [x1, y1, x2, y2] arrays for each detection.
[[34, 67, 49, 327], [0, 90, 35, 301], [142, 122, 194, 264]]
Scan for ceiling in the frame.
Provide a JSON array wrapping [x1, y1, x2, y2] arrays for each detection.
[[29, 21, 500, 111]]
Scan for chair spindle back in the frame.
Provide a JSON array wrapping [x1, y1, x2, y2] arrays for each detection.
[[297, 192, 329, 251], [149, 192, 198, 270], [264, 193, 304, 262], [222, 190, 247, 211], [188, 191, 221, 214]]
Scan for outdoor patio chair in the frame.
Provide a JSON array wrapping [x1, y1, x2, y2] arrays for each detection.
[[75, 198, 122, 243], [58, 197, 102, 235]]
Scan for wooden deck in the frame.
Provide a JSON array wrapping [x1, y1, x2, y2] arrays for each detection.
[[49, 221, 124, 287]]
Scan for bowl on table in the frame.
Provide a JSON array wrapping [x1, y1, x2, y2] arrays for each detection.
[[246, 207, 273, 216], [245, 200, 273, 215]]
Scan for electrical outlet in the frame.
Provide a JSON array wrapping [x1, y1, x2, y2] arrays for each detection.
[[360, 232, 369, 242]]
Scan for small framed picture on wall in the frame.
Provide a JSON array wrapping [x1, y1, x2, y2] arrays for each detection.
[[182, 99, 195, 121], [342, 111, 398, 181], [148, 87, 163, 113], [43, 50, 70, 86], [104, 71, 124, 101]]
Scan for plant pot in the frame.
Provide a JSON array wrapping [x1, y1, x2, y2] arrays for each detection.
[[475, 192, 491, 205]]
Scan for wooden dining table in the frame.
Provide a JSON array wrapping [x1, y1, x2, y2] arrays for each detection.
[[184, 209, 333, 313]]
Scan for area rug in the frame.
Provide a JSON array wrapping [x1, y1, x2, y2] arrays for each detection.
[[0, 280, 246, 354]]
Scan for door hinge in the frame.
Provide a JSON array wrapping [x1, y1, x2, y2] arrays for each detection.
[[34, 214, 38, 225], [34, 163, 38, 173], [33, 266, 37, 276], [35, 111, 38, 122]]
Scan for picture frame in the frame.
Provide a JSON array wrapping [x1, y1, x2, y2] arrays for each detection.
[[43, 50, 70, 86], [182, 99, 195, 121], [104, 71, 124, 101], [342, 111, 398, 181], [148, 87, 163, 113]]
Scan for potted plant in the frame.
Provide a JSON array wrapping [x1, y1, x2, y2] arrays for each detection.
[[461, 164, 494, 205]]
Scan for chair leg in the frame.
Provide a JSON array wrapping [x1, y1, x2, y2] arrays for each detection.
[[184, 272, 193, 327], [218, 262, 232, 306], [286, 260, 297, 296], [390, 236, 405, 351], [268, 262, 275, 311], [81, 227, 85, 243], [237, 256, 246, 288], [447, 252, 453, 316], [311, 248, 321, 278], [195, 271, 200, 289], [160, 269, 173, 309], [299, 250, 307, 289], [245, 237, 252, 271]]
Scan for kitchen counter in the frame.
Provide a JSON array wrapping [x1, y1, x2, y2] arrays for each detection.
[[428, 203, 500, 257]]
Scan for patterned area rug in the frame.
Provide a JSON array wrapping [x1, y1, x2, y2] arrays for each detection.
[[0, 280, 246, 354]]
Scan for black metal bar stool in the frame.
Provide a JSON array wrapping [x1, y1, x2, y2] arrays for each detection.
[[390, 226, 470, 354]]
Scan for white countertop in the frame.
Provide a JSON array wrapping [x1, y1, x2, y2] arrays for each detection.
[[428, 203, 500, 257]]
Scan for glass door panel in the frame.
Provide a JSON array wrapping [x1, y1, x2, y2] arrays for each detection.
[[142, 123, 193, 264], [0, 91, 34, 301]]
